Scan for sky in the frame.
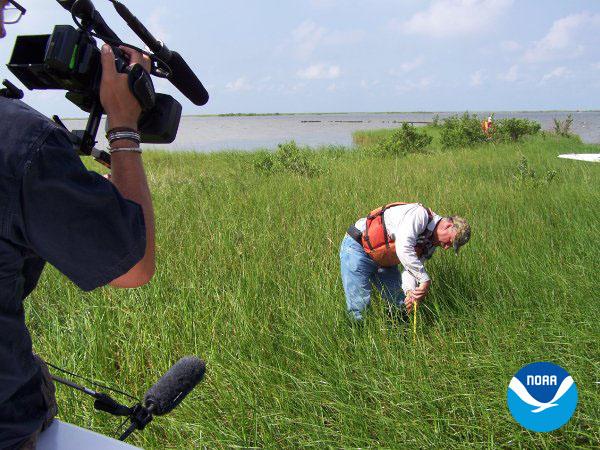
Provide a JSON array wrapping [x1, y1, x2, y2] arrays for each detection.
[[1, 0, 599, 117]]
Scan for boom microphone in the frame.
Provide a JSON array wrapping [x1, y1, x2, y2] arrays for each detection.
[[163, 51, 209, 106], [109, 0, 209, 106], [144, 356, 206, 416]]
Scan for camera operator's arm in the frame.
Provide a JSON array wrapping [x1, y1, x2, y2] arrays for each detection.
[[100, 44, 155, 288]]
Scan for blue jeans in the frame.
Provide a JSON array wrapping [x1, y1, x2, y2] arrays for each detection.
[[339, 234, 405, 321]]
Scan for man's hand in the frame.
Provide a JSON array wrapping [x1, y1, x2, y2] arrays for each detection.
[[412, 281, 430, 301], [405, 281, 431, 313], [404, 290, 416, 313], [99, 44, 152, 130]]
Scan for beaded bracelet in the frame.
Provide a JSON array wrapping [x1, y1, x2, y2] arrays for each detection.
[[107, 130, 141, 146]]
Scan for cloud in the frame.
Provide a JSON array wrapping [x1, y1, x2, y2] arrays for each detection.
[[470, 70, 485, 86], [523, 13, 600, 63], [360, 79, 381, 89], [225, 77, 253, 91], [290, 82, 307, 92], [390, 56, 425, 75], [540, 66, 571, 84], [286, 20, 365, 60], [395, 76, 435, 93], [498, 65, 519, 82], [593, 62, 600, 70], [500, 40, 521, 52], [324, 29, 366, 46], [297, 64, 341, 80], [310, 0, 337, 8], [397, 0, 513, 38], [292, 20, 328, 60]]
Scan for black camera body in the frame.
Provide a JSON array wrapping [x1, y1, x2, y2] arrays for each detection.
[[7, 24, 182, 146]]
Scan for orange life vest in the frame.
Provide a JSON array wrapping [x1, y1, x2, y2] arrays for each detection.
[[482, 119, 493, 136], [361, 202, 434, 267]]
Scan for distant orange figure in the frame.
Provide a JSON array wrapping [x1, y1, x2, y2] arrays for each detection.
[[482, 115, 494, 137]]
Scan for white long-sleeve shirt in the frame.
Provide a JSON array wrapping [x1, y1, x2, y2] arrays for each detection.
[[355, 203, 441, 294]]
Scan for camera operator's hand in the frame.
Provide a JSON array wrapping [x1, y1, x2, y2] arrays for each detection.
[[100, 44, 151, 130]]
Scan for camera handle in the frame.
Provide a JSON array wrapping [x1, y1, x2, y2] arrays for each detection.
[[53, 102, 112, 169], [0, 79, 24, 99], [53, 57, 156, 170]]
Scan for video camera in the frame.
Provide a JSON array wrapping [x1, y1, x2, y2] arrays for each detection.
[[4, 0, 209, 167]]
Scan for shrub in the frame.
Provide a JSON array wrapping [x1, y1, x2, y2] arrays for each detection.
[[253, 150, 276, 172], [439, 112, 487, 148], [553, 114, 573, 137], [254, 141, 321, 177], [514, 156, 558, 186], [515, 155, 536, 181], [431, 114, 441, 127], [375, 123, 433, 156], [494, 118, 541, 142]]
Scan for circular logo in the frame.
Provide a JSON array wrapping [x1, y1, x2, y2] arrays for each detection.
[[507, 362, 578, 432]]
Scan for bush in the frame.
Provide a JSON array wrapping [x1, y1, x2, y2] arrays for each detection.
[[254, 141, 321, 177], [515, 155, 536, 181], [553, 114, 573, 137], [494, 118, 541, 142], [375, 123, 433, 156], [439, 112, 487, 148], [514, 155, 558, 186]]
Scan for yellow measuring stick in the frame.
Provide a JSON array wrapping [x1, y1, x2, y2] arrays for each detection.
[[413, 298, 418, 342]]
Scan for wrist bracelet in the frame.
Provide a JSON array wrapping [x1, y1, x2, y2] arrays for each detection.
[[109, 147, 142, 154], [107, 130, 141, 146], [106, 127, 138, 134], [106, 126, 139, 140]]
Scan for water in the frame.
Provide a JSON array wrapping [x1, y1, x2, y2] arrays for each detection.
[[64, 111, 600, 152]]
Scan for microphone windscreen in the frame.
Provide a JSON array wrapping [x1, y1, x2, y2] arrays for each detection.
[[168, 51, 209, 106], [144, 356, 206, 416]]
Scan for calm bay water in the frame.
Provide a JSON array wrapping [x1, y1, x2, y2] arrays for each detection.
[[65, 111, 600, 152]]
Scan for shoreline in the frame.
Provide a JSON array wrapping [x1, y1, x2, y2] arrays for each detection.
[[61, 109, 600, 120], [64, 112, 600, 150]]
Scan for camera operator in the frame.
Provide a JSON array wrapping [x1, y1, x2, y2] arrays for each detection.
[[1, 1, 155, 448]]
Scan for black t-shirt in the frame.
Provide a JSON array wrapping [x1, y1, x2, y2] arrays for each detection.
[[0, 97, 146, 447]]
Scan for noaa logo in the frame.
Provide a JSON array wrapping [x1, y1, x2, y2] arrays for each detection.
[[507, 362, 578, 432]]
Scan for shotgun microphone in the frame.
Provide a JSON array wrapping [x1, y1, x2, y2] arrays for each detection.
[[109, 0, 209, 106], [161, 51, 209, 106], [143, 356, 206, 416]]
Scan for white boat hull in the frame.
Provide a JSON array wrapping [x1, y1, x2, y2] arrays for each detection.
[[37, 420, 141, 450], [558, 153, 600, 162]]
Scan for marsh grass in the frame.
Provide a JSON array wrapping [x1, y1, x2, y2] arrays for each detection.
[[27, 128, 599, 448]]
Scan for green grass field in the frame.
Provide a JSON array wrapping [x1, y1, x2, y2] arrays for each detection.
[[27, 128, 599, 448]]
